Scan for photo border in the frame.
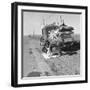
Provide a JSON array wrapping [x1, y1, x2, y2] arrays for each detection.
[[11, 2, 88, 87]]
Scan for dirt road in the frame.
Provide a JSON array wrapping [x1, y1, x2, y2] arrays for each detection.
[[31, 40, 55, 76], [23, 37, 80, 77]]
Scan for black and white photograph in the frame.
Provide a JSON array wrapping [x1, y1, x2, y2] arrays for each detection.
[[22, 11, 80, 77], [11, 2, 88, 87]]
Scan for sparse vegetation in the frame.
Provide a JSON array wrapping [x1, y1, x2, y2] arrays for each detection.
[[23, 35, 80, 77]]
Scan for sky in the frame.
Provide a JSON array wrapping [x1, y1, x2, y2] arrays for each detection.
[[23, 11, 81, 36]]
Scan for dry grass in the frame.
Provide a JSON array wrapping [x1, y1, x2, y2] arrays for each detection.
[[23, 35, 80, 77]]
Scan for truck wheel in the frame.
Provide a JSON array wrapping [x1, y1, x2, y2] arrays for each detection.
[[42, 47, 48, 53]]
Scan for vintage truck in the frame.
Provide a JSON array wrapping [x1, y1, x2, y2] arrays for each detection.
[[40, 21, 80, 57]]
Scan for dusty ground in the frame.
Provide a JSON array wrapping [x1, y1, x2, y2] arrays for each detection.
[[22, 35, 80, 77]]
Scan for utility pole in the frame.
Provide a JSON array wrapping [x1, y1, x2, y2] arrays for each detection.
[[60, 16, 63, 24], [33, 29, 35, 38]]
